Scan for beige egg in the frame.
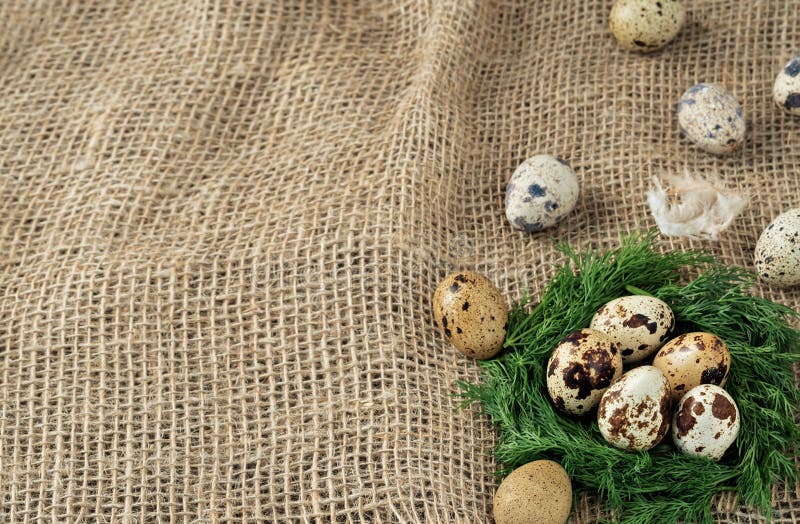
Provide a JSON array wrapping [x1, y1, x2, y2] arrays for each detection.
[[597, 366, 672, 451], [754, 209, 800, 288], [678, 83, 746, 155], [673, 384, 740, 461], [610, 0, 686, 53], [773, 53, 800, 116], [505, 155, 580, 233], [432, 271, 507, 359], [493, 460, 572, 524], [546, 329, 622, 415], [590, 295, 675, 363], [652, 332, 731, 401]]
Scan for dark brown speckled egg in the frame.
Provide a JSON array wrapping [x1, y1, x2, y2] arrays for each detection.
[[432, 271, 507, 359], [546, 329, 622, 415], [672, 384, 740, 461], [597, 366, 672, 451], [590, 295, 675, 364], [653, 332, 731, 402]]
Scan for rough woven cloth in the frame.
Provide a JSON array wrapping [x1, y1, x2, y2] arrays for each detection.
[[1, 1, 798, 522]]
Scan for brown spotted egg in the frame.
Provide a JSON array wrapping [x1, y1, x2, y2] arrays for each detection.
[[590, 295, 674, 363], [493, 460, 572, 524], [773, 52, 800, 116], [546, 329, 622, 416], [597, 366, 672, 451], [610, 0, 686, 53], [673, 384, 740, 461], [754, 209, 800, 288], [505, 155, 579, 233], [678, 83, 746, 155], [652, 332, 731, 402], [432, 271, 508, 360]]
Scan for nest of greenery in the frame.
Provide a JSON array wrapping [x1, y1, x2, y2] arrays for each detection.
[[460, 231, 800, 524]]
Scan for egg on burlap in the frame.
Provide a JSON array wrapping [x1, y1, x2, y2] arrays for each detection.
[[754, 209, 800, 288], [610, 0, 686, 52], [678, 83, 746, 155], [505, 155, 580, 233], [773, 52, 800, 115], [432, 271, 508, 359], [493, 460, 573, 524]]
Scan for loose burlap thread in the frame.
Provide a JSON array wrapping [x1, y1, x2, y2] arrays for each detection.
[[1, 1, 798, 522]]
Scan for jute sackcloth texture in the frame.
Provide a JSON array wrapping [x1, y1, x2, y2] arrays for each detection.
[[0, 1, 798, 522]]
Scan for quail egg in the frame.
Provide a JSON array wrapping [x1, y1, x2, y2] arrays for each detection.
[[610, 0, 686, 52], [493, 460, 573, 524], [597, 366, 672, 451], [505, 155, 579, 233], [432, 271, 508, 359], [678, 83, 746, 155], [652, 332, 731, 401], [773, 52, 800, 116], [546, 329, 622, 415], [590, 295, 675, 363], [754, 208, 800, 288], [673, 384, 740, 461]]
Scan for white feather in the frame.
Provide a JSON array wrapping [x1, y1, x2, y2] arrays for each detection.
[[646, 173, 748, 240]]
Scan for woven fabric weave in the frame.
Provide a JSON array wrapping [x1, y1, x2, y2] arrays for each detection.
[[0, 1, 798, 522]]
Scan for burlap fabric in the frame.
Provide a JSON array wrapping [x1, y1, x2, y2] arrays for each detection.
[[1, 1, 798, 522]]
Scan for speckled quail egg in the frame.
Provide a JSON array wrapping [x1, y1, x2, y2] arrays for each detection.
[[610, 0, 686, 52], [673, 384, 740, 461], [652, 332, 731, 401], [597, 366, 672, 451], [590, 295, 675, 363], [505, 155, 579, 233], [546, 329, 622, 416], [773, 53, 800, 116], [433, 271, 508, 359], [754, 209, 800, 288], [493, 460, 573, 524], [678, 83, 746, 155]]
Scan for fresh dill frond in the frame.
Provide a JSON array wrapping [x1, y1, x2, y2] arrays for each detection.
[[460, 230, 800, 524]]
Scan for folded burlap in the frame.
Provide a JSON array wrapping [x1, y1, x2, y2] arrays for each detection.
[[0, 1, 797, 522]]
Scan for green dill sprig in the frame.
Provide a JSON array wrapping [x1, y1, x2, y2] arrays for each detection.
[[460, 230, 800, 524]]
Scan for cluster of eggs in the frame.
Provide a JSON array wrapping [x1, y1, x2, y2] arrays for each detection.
[[432, 279, 741, 459], [546, 295, 740, 460], [435, 3, 798, 523], [431, 270, 744, 523]]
